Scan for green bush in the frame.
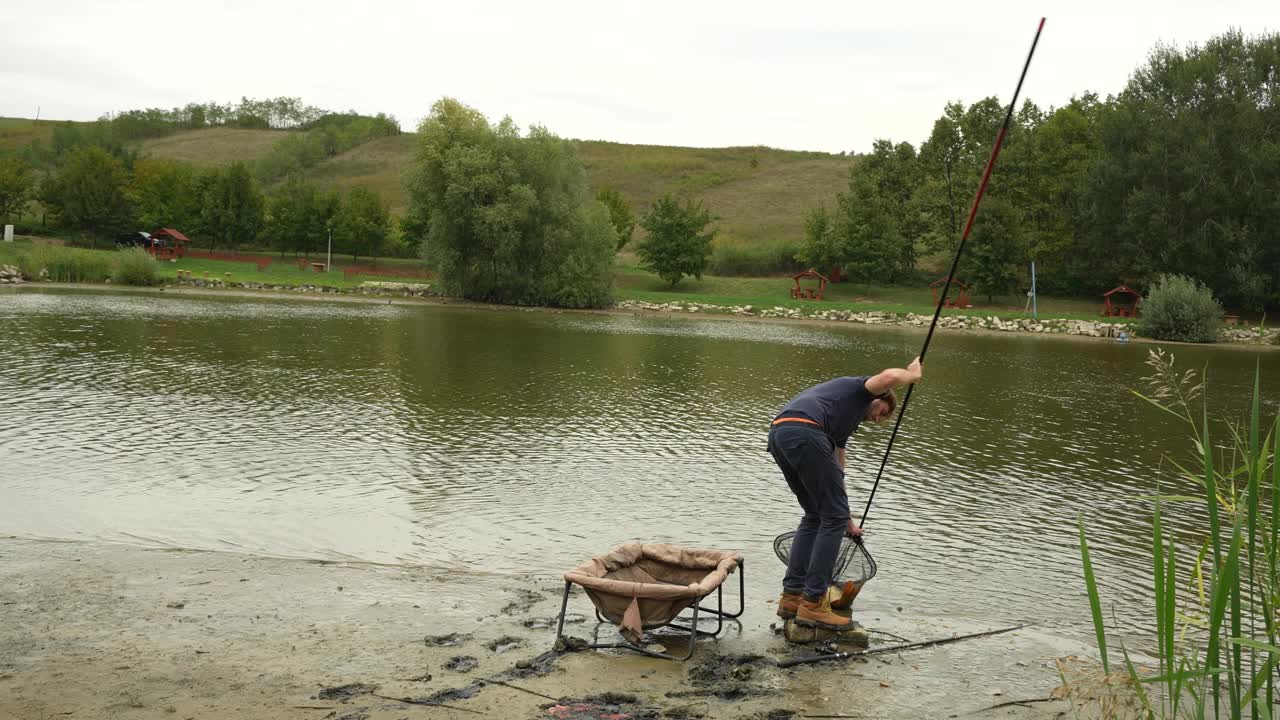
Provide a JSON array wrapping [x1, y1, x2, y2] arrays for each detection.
[[709, 239, 803, 276], [112, 247, 160, 286], [1137, 273, 1223, 343], [18, 245, 112, 283]]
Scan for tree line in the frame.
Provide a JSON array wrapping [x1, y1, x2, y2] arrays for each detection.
[[805, 29, 1280, 310], [0, 149, 395, 262], [101, 97, 395, 138]]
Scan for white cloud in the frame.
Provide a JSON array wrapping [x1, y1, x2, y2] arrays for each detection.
[[2, 0, 1274, 152]]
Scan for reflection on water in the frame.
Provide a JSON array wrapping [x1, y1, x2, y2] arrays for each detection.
[[1, 288, 1277, 640]]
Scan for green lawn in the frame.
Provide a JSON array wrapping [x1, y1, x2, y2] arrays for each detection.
[[166, 254, 430, 289], [0, 241, 432, 290]]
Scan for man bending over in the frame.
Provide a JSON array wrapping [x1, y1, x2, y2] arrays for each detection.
[[768, 357, 923, 629]]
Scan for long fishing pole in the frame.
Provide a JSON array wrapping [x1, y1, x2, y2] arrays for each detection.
[[858, 18, 1046, 529], [776, 623, 1029, 668]]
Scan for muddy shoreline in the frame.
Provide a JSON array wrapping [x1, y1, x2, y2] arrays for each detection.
[[6, 281, 1275, 351], [0, 537, 1084, 719]]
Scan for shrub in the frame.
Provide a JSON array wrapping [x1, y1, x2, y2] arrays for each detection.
[[635, 194, 714, 286], [112, 247, 160, 286], [1137, 273, 1223, 342], [709, 239, 803, 276], [18, 245, 111, 283]]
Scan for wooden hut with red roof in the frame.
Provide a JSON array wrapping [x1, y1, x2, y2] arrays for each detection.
[[791, 269, 828, 300], [147, 228, 191, 260], [1101, 285, 1141, 317]]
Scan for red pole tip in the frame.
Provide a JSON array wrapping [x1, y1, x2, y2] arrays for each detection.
[[1038, 17, 1046, 30]]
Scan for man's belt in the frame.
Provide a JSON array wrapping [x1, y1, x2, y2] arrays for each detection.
[[771, 417, 822, 428]]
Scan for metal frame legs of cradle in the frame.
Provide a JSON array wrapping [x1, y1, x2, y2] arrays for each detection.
[[553, 558, 744, 661]]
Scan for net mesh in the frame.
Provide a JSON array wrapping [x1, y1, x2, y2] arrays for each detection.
[[772, 530, 877, 585]]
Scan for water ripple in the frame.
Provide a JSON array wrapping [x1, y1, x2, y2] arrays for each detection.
[[1, 287, 1277, 642]]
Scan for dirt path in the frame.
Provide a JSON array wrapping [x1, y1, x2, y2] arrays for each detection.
[[0, 538, 1076, 719]]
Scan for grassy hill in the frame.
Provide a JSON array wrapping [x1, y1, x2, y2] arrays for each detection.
[[137, 127, 284, 165], [137, 128, 852, 246], [2, 118, 853, 247], [0, 117, 59, 152]]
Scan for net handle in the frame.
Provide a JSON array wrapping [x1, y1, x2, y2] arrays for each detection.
[[858, 18, 1046, 529]]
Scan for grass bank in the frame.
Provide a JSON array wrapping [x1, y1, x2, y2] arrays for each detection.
[[0, 240, 433, 290], [615, 264, 1122, 323], [2, 241, 1139, 324]]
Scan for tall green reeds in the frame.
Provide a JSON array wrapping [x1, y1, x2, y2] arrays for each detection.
[[17, 244, 112, 283], [1074, 349, 1280, 719]]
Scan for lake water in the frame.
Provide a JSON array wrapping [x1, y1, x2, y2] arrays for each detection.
[[2, 287, 1276, 642]]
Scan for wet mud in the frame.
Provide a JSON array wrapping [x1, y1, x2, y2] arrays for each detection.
[[317, 682, 378, 701], [502, 588, 545, 615], [0, 537, 1078, 720]]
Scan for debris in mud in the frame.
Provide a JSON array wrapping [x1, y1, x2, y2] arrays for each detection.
[[487, 635, 526, 654], [686, 654, 768, 688], [332, 710, 369, 720], [316, 682, 378, 701], [497, 650, 563, 680], [543, 693, 664, 720], [165, 601, 185, 609], [502, 589, 544, 615], [554, 635, 590, 652], [443, 655, 479, 673], [425, 684, 482, 704], [662, 654, 776, 702], [425, 632, 471, 647], [525, 613, 586, 629]]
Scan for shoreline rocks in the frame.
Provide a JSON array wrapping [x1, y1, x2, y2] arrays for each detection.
[[611, 299, 1278, 346]]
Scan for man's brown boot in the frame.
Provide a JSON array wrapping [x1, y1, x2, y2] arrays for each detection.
[[776, 591, 802, 619], [796, 593, 852, 630]]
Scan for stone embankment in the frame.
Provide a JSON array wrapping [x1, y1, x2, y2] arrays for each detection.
[[0, 265, 27, 284], [612, 299, 1278, 345], [170, 276, 437, 298]]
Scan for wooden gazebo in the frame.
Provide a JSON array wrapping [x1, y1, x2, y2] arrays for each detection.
[[147, 228, 191, 260], [1101, 285, 1141, 317], [791, 269, 828, 300], [929, 276, 973, 309]]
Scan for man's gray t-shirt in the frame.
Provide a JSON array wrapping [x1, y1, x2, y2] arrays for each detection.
[[773, 376, 874, 448]]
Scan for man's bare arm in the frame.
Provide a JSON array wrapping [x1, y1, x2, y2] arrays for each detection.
[[864, 357, 923, 396], [836, 446, 846, 469]]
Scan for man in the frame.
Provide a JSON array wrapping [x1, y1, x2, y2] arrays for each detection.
[[768, 357, 923, 629]]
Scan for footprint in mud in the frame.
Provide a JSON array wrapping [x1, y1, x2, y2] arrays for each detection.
[[486, 636, 525, 654], [524, 613, 586, 629], [443, 655, 479, 673], [501, 589, 544, 615], [424, 632, 471, 647]]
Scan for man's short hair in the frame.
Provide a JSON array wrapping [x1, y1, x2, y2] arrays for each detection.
[[876, 389, 897, 415]]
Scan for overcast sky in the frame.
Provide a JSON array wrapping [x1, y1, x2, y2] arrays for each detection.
[[3, 1, 1274, 153]]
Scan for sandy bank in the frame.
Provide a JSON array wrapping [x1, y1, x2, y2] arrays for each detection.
[[0, 537, 1086, 719]]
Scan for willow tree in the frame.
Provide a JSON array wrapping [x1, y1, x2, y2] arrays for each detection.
[[405, 98, 615, 308]]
